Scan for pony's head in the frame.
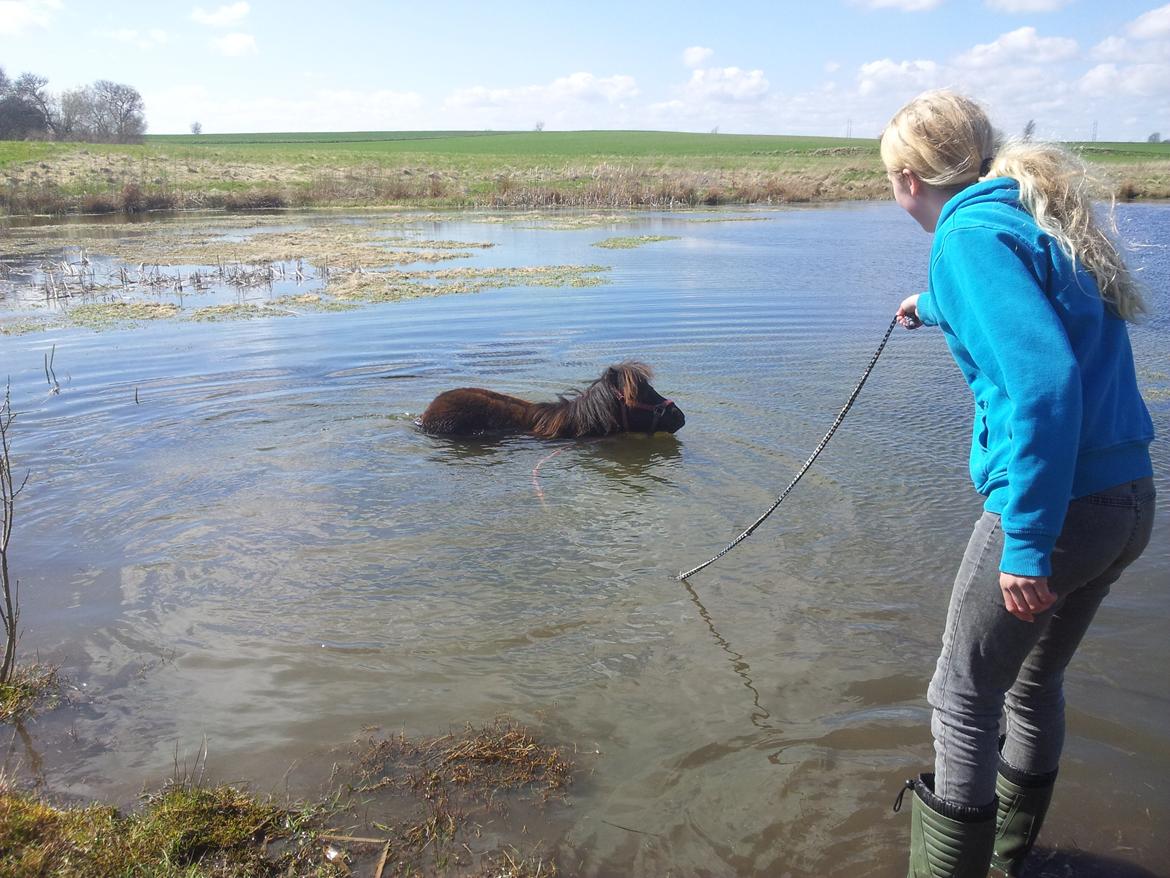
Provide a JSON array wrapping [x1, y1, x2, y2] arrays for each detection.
[[602, 361, 685, 435], [531, 361, 684, 438]]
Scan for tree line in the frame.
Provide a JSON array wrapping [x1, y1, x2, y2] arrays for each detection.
[[0, 65, 146, 143]]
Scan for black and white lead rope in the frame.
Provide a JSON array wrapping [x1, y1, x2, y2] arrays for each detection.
[[677, 314, 903, 581]]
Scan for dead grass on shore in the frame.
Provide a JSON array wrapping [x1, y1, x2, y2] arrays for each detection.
[[2, 152, 895, 216], [0, 777, 341, 878], [4, 142, 1169, 217], [1112, 161, 1170, 200]]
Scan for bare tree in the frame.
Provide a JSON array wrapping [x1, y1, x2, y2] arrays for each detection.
[[1022, 119, 1036, 141], [12, 72, 57, 136], [534, 120, 545, 132], [0, 69, 52, 140], [1149, 132, 1162, 144], [92, 79, 146, 142], [1, 384, 28, 685], [0, 95, 47, 139], [0, 68, 148, 144], [190, 120, 203, 135], [56, 86, 92, 140]]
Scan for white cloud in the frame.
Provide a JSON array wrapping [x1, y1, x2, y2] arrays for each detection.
[[824, 61, 842, 73], [212, 32, 257, 56], [1079, 62, 1170, 97], [857, 58, 938, 95], [108, 28, 169, 50], [984, 0, 1071, 11], [954, 26, 1077, 68], [1091, 33, 1170, 64], [642, 65, 771, 133], [683, 67, 769, 102], [191, 1, 250, 27], [1091, 35, 1129, 61], [682, 46, 714, 67], [0, 0, 60, 35], [445, 72, 638, 110], [1128, 3, 1170, 40], [854, 0, 943, 10]]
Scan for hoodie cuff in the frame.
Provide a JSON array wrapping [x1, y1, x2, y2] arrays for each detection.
[[1000, 531, 1057, 578], [915, 291, 939, 326]]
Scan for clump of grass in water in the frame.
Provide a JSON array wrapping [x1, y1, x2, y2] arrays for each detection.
[[189, 303, 274, 322], [418, 264, 610, 288], [356, 719, 571, 799], [0, 319, 52, 336], [270, 293, 360, 313], [340, 718, 570, 876], [379, 237, 495, 250], [0, 664, 61, 723], [68, 302, 181, 327], [328, 264, 610, 302], [592, 235, 679, 249]]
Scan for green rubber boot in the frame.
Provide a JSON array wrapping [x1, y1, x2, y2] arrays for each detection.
[[895, 773, 997, 878], [991, 762, 1057, 876]]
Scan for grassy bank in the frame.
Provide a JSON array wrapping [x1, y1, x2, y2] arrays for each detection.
[[3, 130, 1165, 217], [1, 719, 570, 877]]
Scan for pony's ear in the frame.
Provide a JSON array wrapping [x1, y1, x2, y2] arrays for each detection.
[[601, 366, 629, 404]]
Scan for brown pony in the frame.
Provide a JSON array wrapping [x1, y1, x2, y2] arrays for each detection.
[[418, 361, 684, 438]]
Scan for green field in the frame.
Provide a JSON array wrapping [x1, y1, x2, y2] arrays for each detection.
[[3, 130, 1168, 216], [145, 129, 871, 156]]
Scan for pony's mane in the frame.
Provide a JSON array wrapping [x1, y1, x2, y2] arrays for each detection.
[[530, 361, 653, 438]]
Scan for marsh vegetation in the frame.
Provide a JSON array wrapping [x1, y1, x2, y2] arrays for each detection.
[[3, 130, 1167, 217]]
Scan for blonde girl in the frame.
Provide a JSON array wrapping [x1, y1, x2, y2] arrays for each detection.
[[882, 90, 1155, 878]]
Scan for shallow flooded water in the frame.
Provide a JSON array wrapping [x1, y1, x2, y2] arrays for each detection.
[[2, 204, 1168, 876]]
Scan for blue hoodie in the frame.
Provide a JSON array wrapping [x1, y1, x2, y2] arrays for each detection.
[[914, 178, 1154, 577]]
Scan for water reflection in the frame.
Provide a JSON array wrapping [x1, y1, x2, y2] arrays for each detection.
[[680, 576, 773, 729]]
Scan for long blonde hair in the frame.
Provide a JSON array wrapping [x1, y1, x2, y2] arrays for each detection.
[[881, 89, 1146, 321]]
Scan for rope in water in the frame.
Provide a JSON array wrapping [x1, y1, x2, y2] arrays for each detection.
[[677, 314, 901, 581], [532, 445, 569, 507]]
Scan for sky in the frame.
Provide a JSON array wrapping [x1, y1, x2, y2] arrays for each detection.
[[1, 0, 1168, 140]]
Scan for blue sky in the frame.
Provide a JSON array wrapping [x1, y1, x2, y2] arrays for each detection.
[[2, 0, 1168, 139]]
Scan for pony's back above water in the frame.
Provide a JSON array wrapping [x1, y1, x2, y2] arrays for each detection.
[[418, 361, 684, 438]]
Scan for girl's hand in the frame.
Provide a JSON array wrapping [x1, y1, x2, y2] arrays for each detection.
[[1000, 573, 1057, 622], [897, 294, 922, 329]]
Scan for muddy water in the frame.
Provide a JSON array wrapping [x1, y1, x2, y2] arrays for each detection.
[[2, 205, 1168, 876]]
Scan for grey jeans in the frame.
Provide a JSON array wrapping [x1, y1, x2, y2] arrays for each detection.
[[927, 477, 1157, 806]]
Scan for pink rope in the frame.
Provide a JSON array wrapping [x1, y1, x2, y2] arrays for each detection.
[[532, 446, 569, 507]]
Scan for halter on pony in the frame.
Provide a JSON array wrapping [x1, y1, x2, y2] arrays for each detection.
[[617, 396, 678, 435]]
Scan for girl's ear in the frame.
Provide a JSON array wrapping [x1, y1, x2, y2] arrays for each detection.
[[902, 169, 924, 197]]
